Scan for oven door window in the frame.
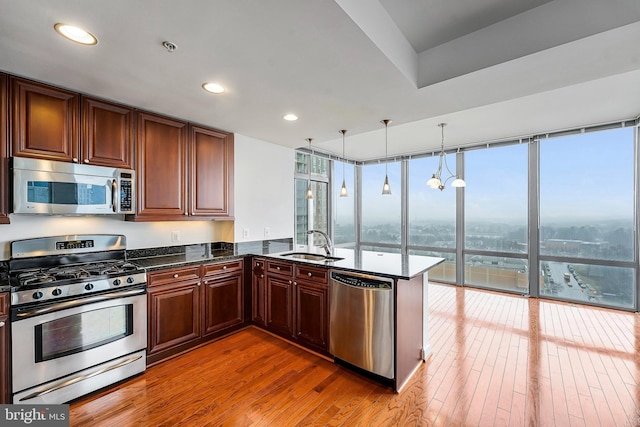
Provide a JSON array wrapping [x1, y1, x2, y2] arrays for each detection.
[[35, 304, 134, 362], [27, 181, 107, 205]]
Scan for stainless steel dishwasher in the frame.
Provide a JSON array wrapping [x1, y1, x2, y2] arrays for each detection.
[[329, 270, 395, 379]]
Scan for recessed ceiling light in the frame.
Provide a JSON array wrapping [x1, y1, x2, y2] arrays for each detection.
[[54, 23, 98, 45], [283, 114, 298, 121], [202, 82, 225, 94]]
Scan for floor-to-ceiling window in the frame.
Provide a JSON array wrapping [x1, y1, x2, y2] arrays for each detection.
[[464, 143, 529, 293], [539, 127, 636, 309], [332, 160, 355, 247], [294, 120, 639, 311], [360, 161, 401, 252], [408, 156, 457, 282], [294, 152, 329, 246]]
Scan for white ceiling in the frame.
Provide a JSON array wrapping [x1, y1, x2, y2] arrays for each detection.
[[0, 0, 639, 161]]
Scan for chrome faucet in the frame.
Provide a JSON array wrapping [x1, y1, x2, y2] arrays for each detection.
[[307, 229, 333, 256]]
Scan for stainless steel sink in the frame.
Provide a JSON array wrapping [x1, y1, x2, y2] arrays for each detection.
[[280, 252, 343, 262]]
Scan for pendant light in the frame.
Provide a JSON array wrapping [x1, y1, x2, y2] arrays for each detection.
[[305, 138, 313, 199], [339, 130, 348, 197], [427, 123, 466, 191], [381, 119, 392, 195]]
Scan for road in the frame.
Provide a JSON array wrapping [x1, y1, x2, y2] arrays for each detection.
[[541, 261, 597, 303]]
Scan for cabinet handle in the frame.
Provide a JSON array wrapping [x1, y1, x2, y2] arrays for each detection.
[[222, 265, 227, 270], [0, 321, 4, 327], [72, 158, 78, 163], [185, 212, 189, 216], [308, 272, 313, 277], [173, 274, 179, 278], [260, 274, 264, 278], [276, 266, 281, 270], [197, 282, 201, 286], [83, 159, 89, 164], [289, 280, 292, 284]]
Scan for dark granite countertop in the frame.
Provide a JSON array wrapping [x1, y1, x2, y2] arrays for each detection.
[[124, 241, 443, 280], [262, 246, 444, 280], [128, 249, 242, 272]]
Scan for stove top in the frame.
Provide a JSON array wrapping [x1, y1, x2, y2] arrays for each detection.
[[8, 234, 147, 307], [13, 260, 141, 288]]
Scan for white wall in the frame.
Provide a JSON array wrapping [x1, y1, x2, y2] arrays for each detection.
[[233, 134, 294, 242], [0, 133, 294, 260]]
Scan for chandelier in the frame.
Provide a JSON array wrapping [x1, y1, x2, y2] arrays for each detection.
[[426, 123, 466, 191]]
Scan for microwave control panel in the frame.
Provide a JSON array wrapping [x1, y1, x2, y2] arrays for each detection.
[[120, 179, 134, 213]]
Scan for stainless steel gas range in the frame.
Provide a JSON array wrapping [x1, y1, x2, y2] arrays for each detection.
[[8, 234, 147, 404]]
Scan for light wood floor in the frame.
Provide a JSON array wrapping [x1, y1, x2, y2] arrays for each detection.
[[70, 284, 640, 426]]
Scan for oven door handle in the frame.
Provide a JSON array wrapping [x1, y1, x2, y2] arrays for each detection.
[[18, 353, 143, 402], [15, 287, 146, 318]]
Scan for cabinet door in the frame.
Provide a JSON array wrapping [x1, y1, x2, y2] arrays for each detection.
[[0, 293, 8, 403], [82, 97, 133, 168], [294, 281, 329, 351], [252, 259, 266, 326], [11, 77, 79, 162], [136, 112, 188, 218], [266, 274, 293, 337], [0, 74, 8, 224], [147, 280, 201, 356], [203, 272, 243, 335], [189, 125, 234, 218]]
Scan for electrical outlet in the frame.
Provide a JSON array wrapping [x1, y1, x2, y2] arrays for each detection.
[[264, 227, 271, 237], [171, 231, 180, 243], [243, 228, 250, 239]]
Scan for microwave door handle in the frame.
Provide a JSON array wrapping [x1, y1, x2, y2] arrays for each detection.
[[111, 179, 117, 212]]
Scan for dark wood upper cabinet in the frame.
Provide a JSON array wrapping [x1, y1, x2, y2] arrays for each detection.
[[11, 77, 79, 162], [11, 77, 134, 168], [82, 97, 134, 168], [130, 115, 234, 221], [190, 125, 234, 218], [134, 111, 188, 219], [0, 74, 9, 224]]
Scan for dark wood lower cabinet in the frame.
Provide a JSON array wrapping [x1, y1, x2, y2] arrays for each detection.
[[253, 259, 329, 354], [293, 281, 328, 352], [251, 258, 266, 326], [266, 275, 293, 337], [203, 274, 243, 335], [147, 279, 201, 357], [147, 260, 245, 365]]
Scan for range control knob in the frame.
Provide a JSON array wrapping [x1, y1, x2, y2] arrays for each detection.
[[33, 291, 43, 300], [52, 288, 62, 296], [126, 277, 135, 284], [85, 283, 94, 291], [113, 279, 122, 286]]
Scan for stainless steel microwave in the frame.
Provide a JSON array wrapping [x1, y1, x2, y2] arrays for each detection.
[[12, 157, 135, 215]]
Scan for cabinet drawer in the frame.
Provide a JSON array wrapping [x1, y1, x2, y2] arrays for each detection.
[[148, 266, 200, 287], [267, 260, 293, 276], [202, 259, 244, 277], [295, 265, 328, 285], [0, 293, 7, 317]]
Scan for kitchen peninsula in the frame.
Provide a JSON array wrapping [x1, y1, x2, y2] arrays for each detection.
[[256, 246, 444, 392]]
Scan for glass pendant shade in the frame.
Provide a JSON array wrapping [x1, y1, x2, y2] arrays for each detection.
[[451, 177, 466, 187], [340, 179, 348, 197], [427, 174, 441, 189], [306, 182, 313, 199], [382, 174, 392, 195]]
